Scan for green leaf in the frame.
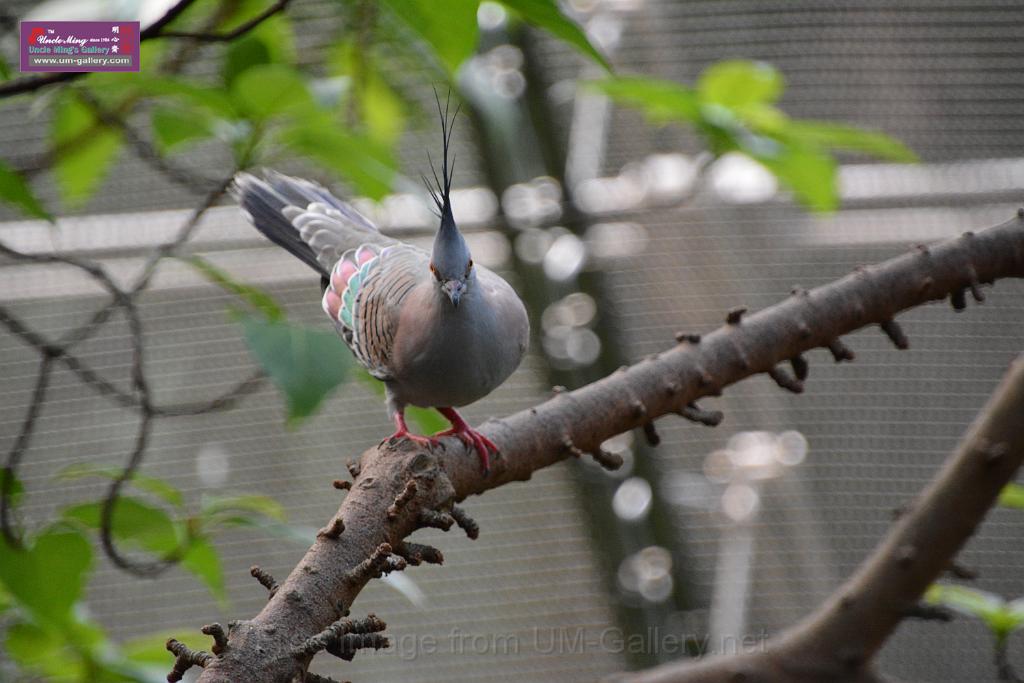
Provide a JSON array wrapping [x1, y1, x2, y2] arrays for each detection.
[[588, 77, 701, 123], [222, 0, 295, 86], [593, 64, 914, 215], [406, 406, 449, 435], [51, 91, 123, 208], [181, 535, 227, 607], [187, 255, 284, 321], [200, 493, 285, 523], [698, 59, 782, 109], [213, 514, 316, 545], [380, 0, 480, 75], [224, 34, 272, 87], [747, 141, 838, 212], [362, 77, 407, 147], [999, 483, 1024, 509], [328, 42, 407, 148], [122, 631, 195, 665], [926, 584, 1004, 620], [197, 491, 310, 549], [0, 581, 11, 614], [0, 468, 25, 510], [925, 584, 1024, 641], [6, 631, 88, 681], [151, 106, 213, 154], [231, 63, 314, 121], [100, 74, 237, 118], [279, 118, 395, 200], [62, 497, 179, 554], [235, 313, 352, 424], [56, 463, 184, 509], [0, 159, 52, 222], [5, 622, 65, 670], [0, 527, 92, 626], [502, 0, 610, 71], [783, 120, 918, 162]]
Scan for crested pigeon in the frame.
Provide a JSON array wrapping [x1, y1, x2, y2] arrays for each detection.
[[231, 99, 529, 474]]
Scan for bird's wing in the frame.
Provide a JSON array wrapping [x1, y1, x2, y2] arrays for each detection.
[[322, 244, 427, 380], [233, 170, 393, 276]]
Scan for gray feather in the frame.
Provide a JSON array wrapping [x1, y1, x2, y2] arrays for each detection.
[[233, 168, 529, 421], [232, 171, 391, 275]]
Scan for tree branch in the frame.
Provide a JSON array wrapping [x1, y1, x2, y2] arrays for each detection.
[[614, 353, 1024, 682], [0, 176, 264, 572], [158, 0, 293, 42], [190, 212, 1024, 682]]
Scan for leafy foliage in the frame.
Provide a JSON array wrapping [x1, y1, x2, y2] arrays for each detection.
[[0, 160, 52, 221], [189, 257, 355, 427], [51, 90, 124, 209], [380, 0, 481, 75], [998, 482, 1024, 509], [0, 527, 92, 627], [501, 0, 610, 71], [150, 106, 213, 154], [58, 462, 185, 508], [236, 313, 353, 425], [926, 584, 1024, 645], [0, 527, 164, 682], [327, 40, 409, 148], [591, 61, 916, 211], [0, 3, 924, 682], [187, 256, 285, 322]]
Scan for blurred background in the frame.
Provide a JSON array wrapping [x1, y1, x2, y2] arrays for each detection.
[[2, 0, 1024, 681]]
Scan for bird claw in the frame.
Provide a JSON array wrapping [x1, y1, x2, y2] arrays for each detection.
[[434, 426, 497, 476]]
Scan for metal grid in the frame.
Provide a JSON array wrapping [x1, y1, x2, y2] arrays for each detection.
[[3, 1, 1024, 682], [603, 195, 1024, 681]]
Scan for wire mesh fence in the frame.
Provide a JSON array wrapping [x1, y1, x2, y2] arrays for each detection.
[[2, 1, 1024, 681]]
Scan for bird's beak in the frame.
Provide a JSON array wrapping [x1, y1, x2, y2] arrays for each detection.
[[442, 280, 465, 307]]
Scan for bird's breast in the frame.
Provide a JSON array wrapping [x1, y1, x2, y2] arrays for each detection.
[[389, 275, 528, 408]]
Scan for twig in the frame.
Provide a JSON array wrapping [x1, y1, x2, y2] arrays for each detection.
[[1, 357, 54, 546], [159, 0, 293, 41], [617, 356, 1024, 682], [132, 178, 232, 292], [0, 174, 250, 577], [76, 89, 219, 194]]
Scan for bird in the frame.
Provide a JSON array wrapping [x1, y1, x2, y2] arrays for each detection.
[[231, 96, 529, 474]]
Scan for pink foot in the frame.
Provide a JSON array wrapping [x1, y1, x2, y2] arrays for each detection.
[[435, 407, 497, 475], [387, 412, 438, 448]]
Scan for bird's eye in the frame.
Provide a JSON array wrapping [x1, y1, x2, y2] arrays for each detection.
[[465, 259, 473, 276], [430, 262, 440, 280]]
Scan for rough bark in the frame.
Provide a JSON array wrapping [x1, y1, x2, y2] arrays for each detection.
[[610, 354, 1024, 682], [192, 213, 1024, 682]]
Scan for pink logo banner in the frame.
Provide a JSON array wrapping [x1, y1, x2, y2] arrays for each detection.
[[20, 21, 140, 73]]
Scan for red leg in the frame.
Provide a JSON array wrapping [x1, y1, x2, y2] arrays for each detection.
[[386, 411, 437, 448], [434, 407, 498, 475]]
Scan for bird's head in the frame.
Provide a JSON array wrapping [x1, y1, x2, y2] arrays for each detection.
[[426, 91, 473, 308], [430, 205, 473, 308]]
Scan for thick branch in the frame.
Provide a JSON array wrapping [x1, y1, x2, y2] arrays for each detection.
[[196, 214, 1024, 682], [613, 353, 1024, 683]]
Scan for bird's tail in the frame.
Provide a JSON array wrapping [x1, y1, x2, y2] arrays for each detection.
[[232, 170, 389, 277]]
